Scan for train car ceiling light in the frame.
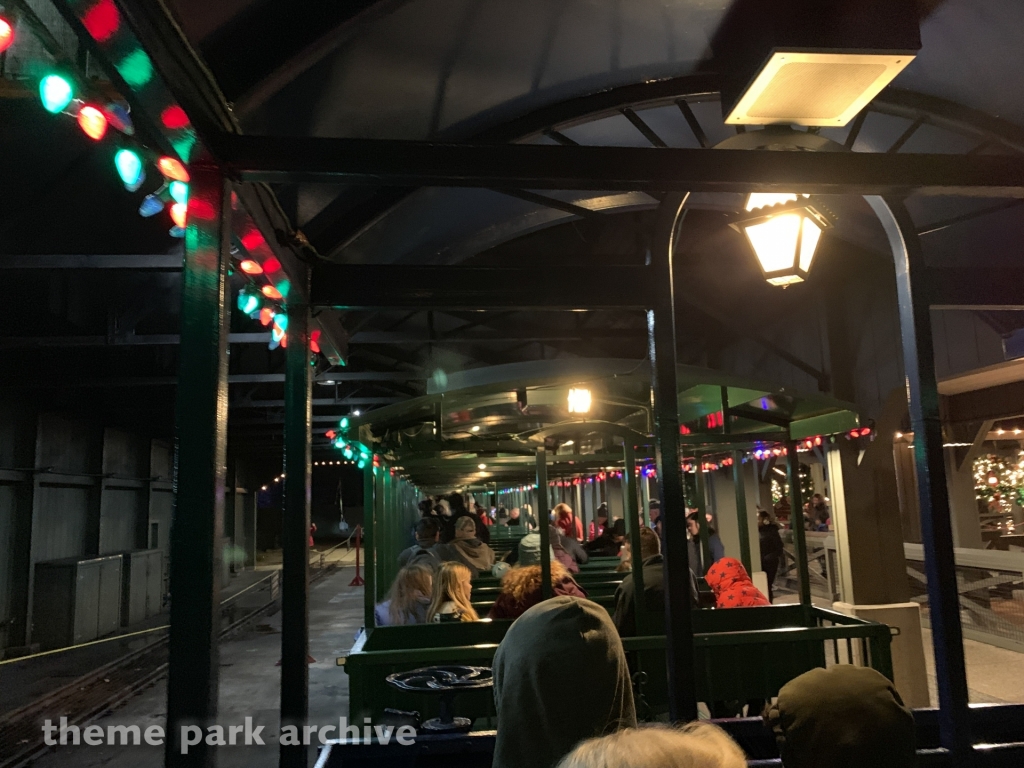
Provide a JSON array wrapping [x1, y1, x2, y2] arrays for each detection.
[[567, 388, 591, 414]]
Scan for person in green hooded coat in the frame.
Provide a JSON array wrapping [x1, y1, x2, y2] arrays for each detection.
[[492, 596, 637, 768], [764, 665, 917, 768]]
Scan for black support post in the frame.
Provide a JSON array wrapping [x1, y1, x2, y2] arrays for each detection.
[[623, 443, 648, 633], [867, 197, 972, 765], [732, 451, 753, 575], [693, 454, 712, 574], [786, 441, 812, 607], [536, 448, 552, 600], [648, 193, 698, 722], [166, 163, 229, 767], [280, 301, 312, 768]]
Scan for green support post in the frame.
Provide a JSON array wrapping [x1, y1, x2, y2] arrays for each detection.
[[280, 301, 311, 768], [363, 465, 376, 631], [537, 448, 552, 599], [732, 450, 753, 574], [693, 454, 713, 574], [787, 441, 812, 606], [165, 163, 229, 767], [622, 443, 648, 632]]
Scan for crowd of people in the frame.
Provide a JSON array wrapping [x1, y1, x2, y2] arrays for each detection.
[[376, 490, 787, 630], [369, 491, 916, 767]]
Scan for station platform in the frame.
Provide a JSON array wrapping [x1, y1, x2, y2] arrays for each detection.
[[21, 552, 361, 767]]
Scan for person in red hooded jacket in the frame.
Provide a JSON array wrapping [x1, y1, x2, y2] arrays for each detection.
[[705, 557, 770, 609]]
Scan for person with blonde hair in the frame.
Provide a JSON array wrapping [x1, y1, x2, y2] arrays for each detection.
[[488, 561, 587, 620], [374, 562, 433, 626], [556, 723, 747, 768], [427, 561, 479, 622]]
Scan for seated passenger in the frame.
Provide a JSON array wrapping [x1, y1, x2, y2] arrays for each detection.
[[593, 501, 609, 538], [374, 563, 433, 626], [686, 512, 725, 575], [612, 526, 665, 636], [426, 562, 478, 623], [440, 515, 495, 577], [764, 666, 917, 768], [557, 722, 747, 768], [493, 597, 636, 768], [585, 518, 626, 557], [397, 517, 442, 568], [705, 558, 770, 608], [442, 491, 491, 545], [553, 502, 584, 541], [488, 561, 588, 620]]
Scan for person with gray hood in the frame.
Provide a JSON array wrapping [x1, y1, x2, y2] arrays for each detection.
[[492, 597, 637, 768]]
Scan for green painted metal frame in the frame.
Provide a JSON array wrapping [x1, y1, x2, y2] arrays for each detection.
[[732, 451, 753, 575], [786, 441, 812, 606], [165, 163, 229, 767], [281, 301, 312, 768]]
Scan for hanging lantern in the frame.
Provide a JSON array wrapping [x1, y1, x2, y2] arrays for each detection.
[[733, 193, 832, 288]]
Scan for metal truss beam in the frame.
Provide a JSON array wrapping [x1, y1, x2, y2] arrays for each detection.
[[0, 333, 270, 349], [232, 397, 402, 408], [1, 252, 183, 269], [310, 264, 651, 309], [216, 134, 1024, 197], [348, 330, 642, 344]]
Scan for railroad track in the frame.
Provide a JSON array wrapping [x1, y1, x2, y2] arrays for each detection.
[[0, 564, 337, 767]]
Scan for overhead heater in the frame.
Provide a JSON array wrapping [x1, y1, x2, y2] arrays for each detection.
[[711, 0, 921, 127]]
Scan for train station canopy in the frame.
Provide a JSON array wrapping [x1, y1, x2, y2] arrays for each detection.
[[3, 0, 1024, 448]]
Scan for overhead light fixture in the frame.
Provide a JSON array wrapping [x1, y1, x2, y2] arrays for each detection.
[[712, 0, 920, 127], [353, 410, 361, 417], [471, 425, 480, 433], [478, 463, 487, 470], [567, 388, 592, 414], [734, 193, 831, 287], [724, 51, 915, 127]]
